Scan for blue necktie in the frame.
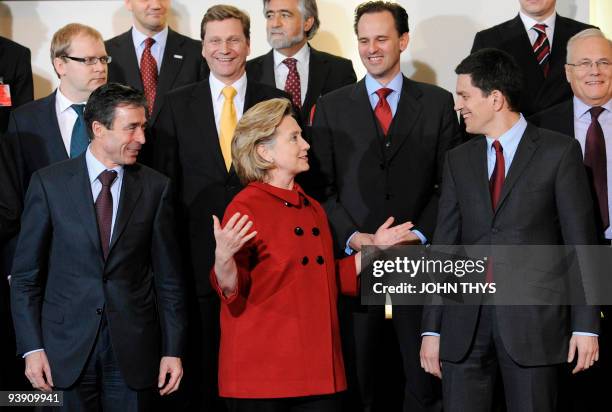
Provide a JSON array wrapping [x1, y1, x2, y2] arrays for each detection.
[[70, 104, 89, 158]]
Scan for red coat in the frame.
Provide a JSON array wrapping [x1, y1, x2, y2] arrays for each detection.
[[211, 182, 357, 398]]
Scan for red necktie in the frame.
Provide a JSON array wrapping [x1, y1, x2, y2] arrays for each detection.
[[95, 170, 117, 260], [374, 88, 393, 136], [283, 58, 302, 109], [532, 24, 550, 77], [140, 37, 158, 115], [584, 106, 608, 229], [489, 140, 505, 210]]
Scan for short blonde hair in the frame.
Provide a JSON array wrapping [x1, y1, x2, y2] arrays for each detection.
[[201, 4, 251, 40], [50, 23, 104, 77], [232, 98, 294, 184], [567, 28, 612, 63]]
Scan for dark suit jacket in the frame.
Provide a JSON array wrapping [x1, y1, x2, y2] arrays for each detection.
[[0, 36, 33, 133], [246, 45, 356, 124], [421, 124, 600, 366], [152, 78, 287, 297], [0, 139, 20, 244], [105, 27, 207, 126], [471, 14, 594, 116], [10, 156, 186, 389], [310, 76, 461, 251]]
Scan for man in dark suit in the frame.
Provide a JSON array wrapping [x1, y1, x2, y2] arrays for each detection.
[[10, 83, 186, 411], [0, 36, 33, 133], [247, 0, 356, 125], [419, 48, 600, 412], [471, 0, 594, 116], [105, 0, 206, 162], [310, 2, 460, 411], [152, 5, 288, 411]]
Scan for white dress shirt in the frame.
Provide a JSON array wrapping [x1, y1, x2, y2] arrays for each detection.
[[273, 43, 310, 105], [55, 87, 87, 156], [519, 11, 556, 48], [131, 25, 168, 73], [209, 71, 247, 136]]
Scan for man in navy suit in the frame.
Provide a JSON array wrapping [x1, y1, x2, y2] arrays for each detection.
[[10, 82, 186, 411]]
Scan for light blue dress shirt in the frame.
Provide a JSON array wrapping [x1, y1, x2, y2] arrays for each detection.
[[131, 25, 168, 74]]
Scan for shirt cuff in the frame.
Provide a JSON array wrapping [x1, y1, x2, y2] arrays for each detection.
[[572, 332, 598, 337], [413, 229, 428, 245], [23, 349, 44, 358], [345, 231, 358, 256], [421, 332, 440, 337]]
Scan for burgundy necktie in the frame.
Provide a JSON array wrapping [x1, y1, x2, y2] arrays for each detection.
[[140, 37, 158, 115], [490, 140, 505, 210], [532, 23, 550, 77], [374, 88, 393, 136], [95, 170, 117, 260], [584, 106, 608, 229], [283, 58, 302, 109]]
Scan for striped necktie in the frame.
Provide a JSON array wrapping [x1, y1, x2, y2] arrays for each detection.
[[532, 23, 550, 77]]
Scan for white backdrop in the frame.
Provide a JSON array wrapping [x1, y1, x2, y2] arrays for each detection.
[[0, 0, 590, 99]]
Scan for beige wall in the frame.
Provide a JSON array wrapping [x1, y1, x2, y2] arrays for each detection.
[[0, 0, 591, 99]]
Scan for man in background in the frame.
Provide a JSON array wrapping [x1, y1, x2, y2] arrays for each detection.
[[0, 35, 33, 133]]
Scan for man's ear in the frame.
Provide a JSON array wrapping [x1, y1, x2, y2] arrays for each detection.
[[91, 120, 105, 140]]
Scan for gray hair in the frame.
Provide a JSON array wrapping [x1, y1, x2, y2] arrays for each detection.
[[567, 28, 611, 63], [263, 0, 320, 40]]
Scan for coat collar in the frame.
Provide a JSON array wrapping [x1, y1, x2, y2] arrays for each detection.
[[249, 181, 308, 207]]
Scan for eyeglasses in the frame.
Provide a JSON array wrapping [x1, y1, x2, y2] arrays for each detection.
[[566, 60, 611, 71], [60, 55, 112, 65]]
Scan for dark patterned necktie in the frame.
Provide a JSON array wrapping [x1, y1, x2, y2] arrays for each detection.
[[584, 106, 608, 229], [70, 104, 89, 158], [489, 140, 505, 210], [140, 37, 158, 115], [283, 58, 302, 109], [532, 23, 550, 77], [374, 88, 393, 136], [95, 170, 117, 259]]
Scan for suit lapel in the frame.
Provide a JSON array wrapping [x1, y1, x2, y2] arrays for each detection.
[[67, 155, 103, 262], [506, 15, 545, 90], [495, 125, 539, 214], [259, 50, 276, 88], [154, 28, 184, 122], [545, 15, 571, 85], [108, 166, 142, 254], [119, 29, 144, 92], [469, 137, 494, 220], [42, 92, 69, 162], [350, 79, 383, 160], [303, 46, 330, 119], [386, 77, 423, 162]]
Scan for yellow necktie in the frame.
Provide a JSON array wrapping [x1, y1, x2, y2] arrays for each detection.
[[220, 86, 237, 171]]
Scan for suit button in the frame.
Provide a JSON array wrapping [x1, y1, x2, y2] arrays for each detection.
[[316, 256, 325, 265], [294, 227, 304, 236], [301, 256, 309, 265], [312, 227, 320, 236], [96, 308, 103, 315], [379, 163, 385, 170], [303, 198, 310, 206], [385, 142, 391, 148], [385, 193, 392, 200], [284, 202, 292, 208], [491, 228, 499, 234]]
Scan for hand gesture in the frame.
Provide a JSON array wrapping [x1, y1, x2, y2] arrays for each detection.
[[213, 213, 257, 261], [373, 217, 416, 246]]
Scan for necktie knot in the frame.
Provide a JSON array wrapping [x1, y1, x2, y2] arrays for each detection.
[[533, 23, 547, 33], [492, 140, 503, 154], [590, 106, 605, 120], [222, 86, 237, 100], [144, 37, 155, 49], [375, 88, 393, 100], [283, 57, 298, 69], [71, 104, 85, 117], [98, 170, 117, 187]]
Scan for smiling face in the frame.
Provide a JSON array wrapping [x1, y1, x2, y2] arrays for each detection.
[[202, 18, 250, 84], [566, 36, 612, 106], [455, 74, 497, 136], [357, 10, 408, 85], [265, 0, 312, 55], [91, 104, 147, 168], [53, 34, 108, 102], [519, 0, 556, 20], [125, 0, 169, 36]]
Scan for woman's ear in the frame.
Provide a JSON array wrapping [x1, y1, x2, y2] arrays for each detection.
[[256, 144, 272, 163]]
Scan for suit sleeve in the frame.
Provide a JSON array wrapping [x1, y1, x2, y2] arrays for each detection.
[[0, 139, 21, 243], [10, 172, 51, 355], [413, 92, 461, 240], [553, 139, 600, 333], [151, 178, 187, 357], [338, 59, 357, 88], [10, 45, 34, 108], [310, 96, 359, 250]]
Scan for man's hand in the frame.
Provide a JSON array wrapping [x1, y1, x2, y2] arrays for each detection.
[[420, 335, 442, 379], [373, 217, 415, 246], [568, 335, 599, 374], [158, 356, 183, 396], [348, 232, 375, 252], [25, 351, 53, 392]]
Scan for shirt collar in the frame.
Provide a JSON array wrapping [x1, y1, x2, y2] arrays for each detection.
[[273, 42, 310, 69], [485, 114, 528, 156], [85, 147, 124, 185], [131, 25, 169, 49], [55, 87, 86, 114], [209, 71, 248, 101], [519, 10, 556, 33], [249, 181, 308, 207], [365, 71, 403, 97], [573, 96, 612, 119]]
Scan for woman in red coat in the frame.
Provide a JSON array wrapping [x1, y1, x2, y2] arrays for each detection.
[[211, 98, 414, 411]]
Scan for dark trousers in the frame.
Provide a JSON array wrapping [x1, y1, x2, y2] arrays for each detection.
[[226, 394, 340, 412], [52, 314, 155, 412], [341, 300, 441, 412], [442, 306, 558, 412]]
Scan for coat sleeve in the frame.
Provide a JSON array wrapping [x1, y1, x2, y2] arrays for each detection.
[[10, 172, 51, 355], [335, 256, 358, 296]]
